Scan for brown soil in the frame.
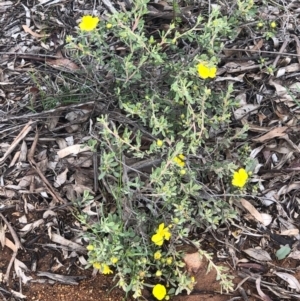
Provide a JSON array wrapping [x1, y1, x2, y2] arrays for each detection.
[[0, 244, 130, 301], [0, 242, 259, 301], [173, 259, 259, 301], [26, 274, 126, 301]]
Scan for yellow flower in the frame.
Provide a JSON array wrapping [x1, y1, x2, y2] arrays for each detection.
[[173, 157, 180, 164], [173, 156, 185, 168], [197, 62, 217, 79], [156, 223, 171, 240], [178, 154, 185, 161], [106, 23, 112, 29], [257, 21, 264, 28], [166, 257, 172, 265], [232, 168, 248, 188], [157, 139, 163, 147], [79, 15, 99, 31], [177, 160, 185, 168], [65, 35, 73, 43], [86, 245, 94, 251], [151, 223, 171, 246], [102, 264, 113, 274], [93, 262, 101, 269], [110, 257, 118, 264], [152, 284, 167, 300], [270, 21, 276, 28], [151, 233, 164, 246], [180, 169, 186, 175], [204, 87, 211, 96], [156, 270, 162, 277], [154, 251, 162, 260], [173, 217, 179, 224]]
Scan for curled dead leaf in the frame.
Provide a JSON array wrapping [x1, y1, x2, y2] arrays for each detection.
[[183, 252, 203, 274]]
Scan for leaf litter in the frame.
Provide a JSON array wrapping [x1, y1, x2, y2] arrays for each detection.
[[2, 0, 300, 301]]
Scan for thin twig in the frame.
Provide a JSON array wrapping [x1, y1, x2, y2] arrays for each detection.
[[0, 120, 34, 165], [28, 130, 66, 204], [0, 213, 22, 284], [223, 48, 300, 58]]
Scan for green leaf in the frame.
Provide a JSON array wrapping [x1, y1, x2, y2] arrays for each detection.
[[276, 245, 291, 260]]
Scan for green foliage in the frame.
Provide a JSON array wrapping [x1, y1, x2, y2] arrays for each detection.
[[276, 245, 291, 260], [66, 0, 259, 299]]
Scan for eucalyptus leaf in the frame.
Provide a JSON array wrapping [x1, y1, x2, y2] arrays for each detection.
[[276, 245, 291, 260], [243, 248, 272, 261]]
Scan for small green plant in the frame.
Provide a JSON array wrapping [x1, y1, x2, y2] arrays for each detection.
[[236, 0, 255, 18], [66, 0, 260, 299]]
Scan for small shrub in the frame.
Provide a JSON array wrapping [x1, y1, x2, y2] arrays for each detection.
[[66, 0, 259, 299]]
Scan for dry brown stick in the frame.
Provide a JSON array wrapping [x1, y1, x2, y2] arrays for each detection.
[[223, 48, 300, 58], [0, 120, 34, 165], [28, 130, 66, 204], [291, 34, 300, 65], [0, 101, 97, 123], [0, 213, 22, 284], [273, 37, 289, 68]]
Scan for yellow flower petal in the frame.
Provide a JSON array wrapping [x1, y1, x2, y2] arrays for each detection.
[[232, 168, 248, 188], [180, 169, 186, 175], [163, 228, 171, 241], [156, 270, 162, 277], [157, 139, 163, 147], [197, 63, 209, 79], [207, 66, 217, 78], [154, 251, 162, 260], [93, 262, 101, 269], [166, 257, 172, 265], [178, 160, 185, 168], [178, 154, 186, 161], [152, 233, 164, 246], [157, 223, 165, 236], [102, 264, 113, 274], [111, 257, 118, 264], [197, 62, 217, 79], [86, 244, 94, 251], [79, 15, 99, 31], [152, 284, 167, 300]]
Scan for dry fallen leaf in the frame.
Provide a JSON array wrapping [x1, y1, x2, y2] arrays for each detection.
[[50, 232, 87, 254], [281, 229, 299, 236], [0, 223, 6, 248], [234, 104, 260, 120], [5, 238, 17, 252], [14, 258, 33, 284], [46, 58, 80, 71], [275, 272, 300, 292], [57, 144, 91, 159], [54, 168, 69, 188], [278, 182, 300, 196], [240, 198, 264, 224], [22, 25, 49, 38], [288, 250, 300, 260], [183, 252, 203, 273], [19, 219, 44, 233], [260, 213, 272, 226], [10, 290, 27, 299], [243, 248, 272, 261], [252, 126, 288, 143], [256, 277, 274, 301]]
